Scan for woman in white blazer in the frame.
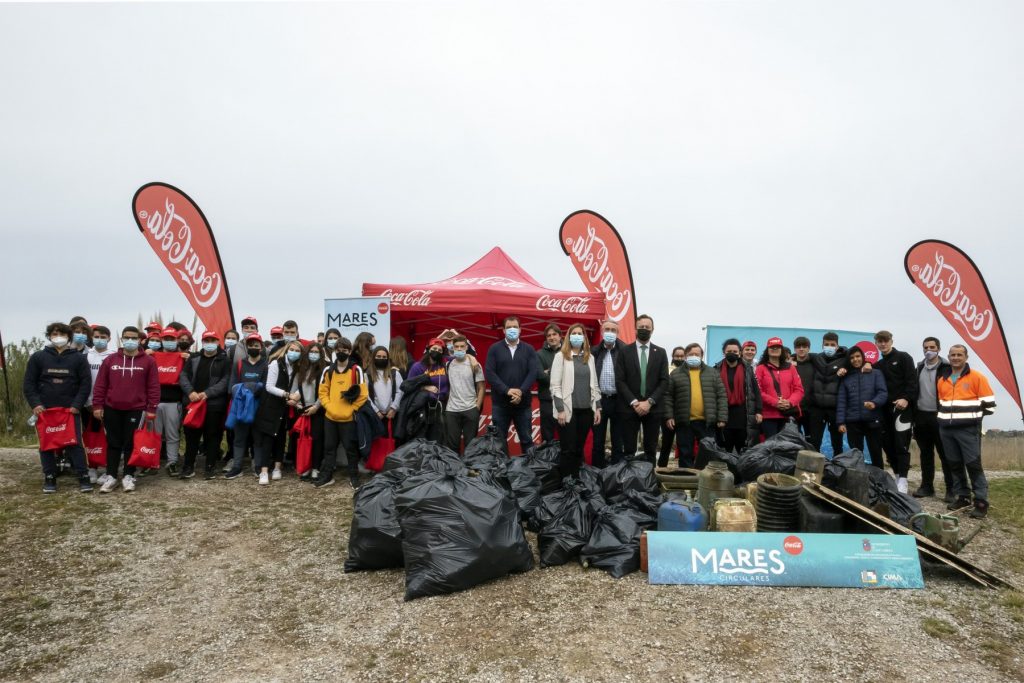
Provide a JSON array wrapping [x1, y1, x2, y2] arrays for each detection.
[[550, 323, 602, 478]]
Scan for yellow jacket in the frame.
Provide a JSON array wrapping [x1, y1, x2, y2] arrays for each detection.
[[318, 364, 369, 423]]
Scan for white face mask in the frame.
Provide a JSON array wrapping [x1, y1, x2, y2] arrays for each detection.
[[51, 336, 69, 348]]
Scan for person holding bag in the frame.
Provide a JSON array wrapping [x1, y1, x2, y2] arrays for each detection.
[[550, 323, 601, 478], [23, 322, 93, 493], [755, 337, 805, 438], [253, 340, 303, 485], [91, 326, 160, 493], [295, 342, 328, 480], [179, 331, 230, 480]]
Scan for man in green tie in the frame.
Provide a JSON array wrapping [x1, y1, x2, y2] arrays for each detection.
[[613, 314, 670, 464]]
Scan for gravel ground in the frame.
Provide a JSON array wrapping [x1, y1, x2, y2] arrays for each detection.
[[1, 447, 1022, 683]]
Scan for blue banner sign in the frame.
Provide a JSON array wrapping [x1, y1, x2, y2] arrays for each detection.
[[704, 325, 877, 365], [647, 531, 924, 589]]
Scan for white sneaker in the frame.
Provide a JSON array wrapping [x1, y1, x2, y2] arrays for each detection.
[[88, 468, 98, 484], [311, 469, 319, 480], [122, 475, 136, 492], [99, 475, 117, 493], [897, 477, 909, 494], [271, 468, 282, 481], [258, 472, 270, 486]]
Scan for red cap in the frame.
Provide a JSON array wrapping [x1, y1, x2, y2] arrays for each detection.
[[147, 331, 161, 340], [177, 329, 192, 338], [427, 337, 445, 351], [270, 326, 283, 335], [767, 337, 783, 348], [146, 321, 162, 331], [160, 327, 178, 338], [241, 315, 258, 327], [201, 330, 220, 340], [245, 333, 264, 343], [742, 340, 757, 349]]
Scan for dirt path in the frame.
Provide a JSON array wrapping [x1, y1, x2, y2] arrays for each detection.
[[1, 448, 1022, 682]]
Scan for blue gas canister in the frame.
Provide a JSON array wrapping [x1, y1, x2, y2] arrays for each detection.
[[658, 499, 708, 531]]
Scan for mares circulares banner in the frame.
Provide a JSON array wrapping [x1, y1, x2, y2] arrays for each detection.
[[560, 210, 638, 344], [132, 183, 235, 337], [905, 240, 1022, 418], [324, 296, 391, 348]]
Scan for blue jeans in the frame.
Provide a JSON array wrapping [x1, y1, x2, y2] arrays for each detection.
[[491, 399, 535, 453], [231, 421, 254, 471]]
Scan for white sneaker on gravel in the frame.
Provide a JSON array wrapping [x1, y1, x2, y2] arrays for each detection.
[[88, 468, 98, 484], [897, 477, 909, 494], [271, 468, 282, 481], [258, 472, 270, 486], [311, 469, 319, 480], [99, 474, 117, 493], [122, 475, 136, 492]]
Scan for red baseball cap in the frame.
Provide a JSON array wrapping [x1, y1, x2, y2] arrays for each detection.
[[147, 331, 161, 340], [427, 337, 445, 350], [742, 340, 757, 349], [160, 327, 178, 338], [767, 337, 784, 348], [241, 315, 258, 327], [201, 330, 220, 340], [177, 329, 192, 338], [146, 321, 162, 331], [270, 326, 284, 335], [245, 333, 264, 343]]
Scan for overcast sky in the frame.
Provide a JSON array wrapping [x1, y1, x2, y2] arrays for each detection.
[[1, 1, 1022, 427]]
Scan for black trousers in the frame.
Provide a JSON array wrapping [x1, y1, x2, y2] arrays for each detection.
[[621, 408, 660, 464], [103, 408, 144, 477], [846, 421, 882, 466], [658, 422, 676, 466], [672, 421, 710, 469], [40, 413, 86, 478], [717, 427, 747, 454], [808, 406, 844, 456], [254, 417, 289, 471], [880, 404, 912, 477], [559, 408, 593, 478], [183, 407, 226, 473], [539, 399, 557, 443], [309, 411, 325, 471], [320, 419, 357, 481], [915, 410, 951, 490], [445, 408, 480, 454], [761, 418, 787, 439], [591, 395, 623, 468], [491, 399, 535, 453]]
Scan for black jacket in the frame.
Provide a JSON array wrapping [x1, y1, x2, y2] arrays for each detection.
[[485, 341, 538, 407], [915, 356, 951, 413], [23, 346, 91, 411], [877, 348, 918, 404], [811, 348, 849, 410], [593, 339, 626, 395], [713, 359, 763, 444], [794, 356, 816, 410], [614, 341, 670, 415], [254, 358, 291, 436], [179, 349, 231, 410], [394, 373, 433, 441]]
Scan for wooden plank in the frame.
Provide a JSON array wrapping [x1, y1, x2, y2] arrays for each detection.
[[803, 483, 1015, 590]]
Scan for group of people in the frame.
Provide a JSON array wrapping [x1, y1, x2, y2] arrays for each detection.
[[24, 313, 996, 518]]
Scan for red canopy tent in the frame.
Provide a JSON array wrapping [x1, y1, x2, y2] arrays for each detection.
[[363, 247, 607, 360]]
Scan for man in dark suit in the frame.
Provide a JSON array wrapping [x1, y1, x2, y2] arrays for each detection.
[[614, 314, 670, 464], [485, 315, 539, 453]]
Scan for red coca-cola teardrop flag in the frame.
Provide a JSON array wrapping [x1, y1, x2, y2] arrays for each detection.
[[132, 183, 235, 337], [559, 210, 638, 344], [905, 240, 1022, 418]]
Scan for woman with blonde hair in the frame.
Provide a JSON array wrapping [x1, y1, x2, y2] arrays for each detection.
[[388, 336, 411, 374], [550, 323, 601, 478], [253, 339, 304, 484]]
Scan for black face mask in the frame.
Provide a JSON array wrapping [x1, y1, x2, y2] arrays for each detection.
[[725, 352, 740, 364], [335, 352, 350, 364], [636, 329, 652, 342], [429, 350, 443, 362], [672, 359, 685, 367], [179, 341, 191, 351], [247, 346, 262, 358], [374, 358, 388, 369]]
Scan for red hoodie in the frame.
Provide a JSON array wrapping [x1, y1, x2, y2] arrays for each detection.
[[92, 350, 160, 412]]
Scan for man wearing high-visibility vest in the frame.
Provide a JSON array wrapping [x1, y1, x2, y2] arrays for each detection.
[[936, 344, 997, 519]]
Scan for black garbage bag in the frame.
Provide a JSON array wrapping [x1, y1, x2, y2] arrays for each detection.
[[615, 489, 663, 521], [396, 469, 534, 600], [698, 437, 743, 481], [344, 468, 413, 572], [538, 481, 607, 567], [736, 425, 808, 481], [866, 466, 922, 527], [463, 425, 507, 459], [822, 449, 867, 488], [600, 457, 659, 499], [525, 441, 563, 494], [607, 500, 659, 529], [384, 439, 462, 473], [529, 487, 571, 534], [577, 463, 604, 496], [506, 456, 542, 522], [580, 507, 644, 578]]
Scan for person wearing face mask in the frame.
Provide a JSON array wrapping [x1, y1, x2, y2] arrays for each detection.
[[296, 343, 328, 480], [755, 337, 805, 438], [83, 325, 117, 483], [251, 340, 304, 484], [614, 314, 670, 464], [324, 327, 342, 362], [69, 320, 92, 353], [658, 347, 687, 467], [176, 330, 195, 356], [228, 315, 260, 383], [663, 343, 727, 468], [535, 324, 563, 443], [268, 320, 300, 355], [224, 334, 268, 480], [913, 337, 953, 500], [591, 320, 626, 467], [808, 332, 848, 456], [713, 339, 763, 453], [444, 336, 485, 454], [179, 331, 230, 479], [406, 338, 451, 443], [485, 317, 539, 453], [92, 326, 160, 493], [153, 327, 187, 475], [873, 330, 919, 494], [23, 322, 93, 493], [837, 346, 888, 464], [368, 346, 404, 434], [317, 338, 369, 489], [550, 324, 601, 478]]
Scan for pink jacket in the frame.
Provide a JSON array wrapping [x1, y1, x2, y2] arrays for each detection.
[[755, 362, 805, 420]]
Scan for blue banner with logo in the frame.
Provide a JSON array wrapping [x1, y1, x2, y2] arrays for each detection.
[[704, 325, 877, 365], [647, 531, 924, 589]]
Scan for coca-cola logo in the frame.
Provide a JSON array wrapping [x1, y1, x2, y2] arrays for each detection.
[[141, 446, 158, 455], [783, 536, 804, 555], [86, 446, 102, 454], [910, 252, 995, 342], [158, 366, 179, 373], [535, 294, 591, 314], [440, 276, 527, 289], [564, 223, 632, 322], [138, 198, 224, 308], [45, 423, 67, 434], [381, 288, 433, 307]]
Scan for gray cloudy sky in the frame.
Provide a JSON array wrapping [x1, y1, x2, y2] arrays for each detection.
[[1, 1, 1022, 427]]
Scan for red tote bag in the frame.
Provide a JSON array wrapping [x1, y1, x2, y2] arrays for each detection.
[[291, 415, 313, 474], [127, 419, 162, 469], [36, 408, 79, 451], [153, 351, 185, 386], [82, 419, 107, 468], [366, 423, 395, 473], [183, 399, 207, 430]]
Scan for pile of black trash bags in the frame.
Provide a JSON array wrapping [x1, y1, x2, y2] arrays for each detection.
[[344, 428, 664, 599]]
